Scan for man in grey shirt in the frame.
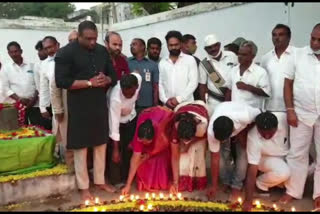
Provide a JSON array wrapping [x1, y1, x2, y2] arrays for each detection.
[[128, 38, 159, 114]]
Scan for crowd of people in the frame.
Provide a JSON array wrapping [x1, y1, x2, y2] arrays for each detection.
[[0, 20, 319, 211]]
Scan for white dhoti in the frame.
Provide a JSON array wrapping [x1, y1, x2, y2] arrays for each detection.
[[256, 156, 290, 191], [285, 116, 320, 200]]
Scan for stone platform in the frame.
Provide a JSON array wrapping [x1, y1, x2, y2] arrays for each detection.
[[0, 172, 76, 206]]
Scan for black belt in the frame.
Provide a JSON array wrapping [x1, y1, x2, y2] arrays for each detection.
[[207, 90, 225, 102]]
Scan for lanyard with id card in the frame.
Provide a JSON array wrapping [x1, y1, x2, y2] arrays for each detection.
[[144, 69, 151, 82]]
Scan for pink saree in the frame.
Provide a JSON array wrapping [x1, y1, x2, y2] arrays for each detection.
[[130, 106, 174, 191]]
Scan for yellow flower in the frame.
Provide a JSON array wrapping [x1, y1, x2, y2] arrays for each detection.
[[0, 164, 69, 183]]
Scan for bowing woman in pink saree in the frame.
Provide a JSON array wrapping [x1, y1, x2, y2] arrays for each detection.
[[170, 100, 209, 194], [121, 106, 174, 195]]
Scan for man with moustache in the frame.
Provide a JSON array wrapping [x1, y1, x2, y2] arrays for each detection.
[[105, 31, 130, 81], [34, 40, 48, 107], [198, 34, 238, 115], [1, 42, 40, 125], [261, 24, 295, 113], [39, 36, 60, 130], [55, 21, 117, 200], [159, 30, 198, 110], [182, 34, 201, 100], [147, 37, 162, 64], [128, 38, 159, 114]]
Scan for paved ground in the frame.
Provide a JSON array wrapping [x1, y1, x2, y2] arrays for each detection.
[[0, 171, 315, 212]]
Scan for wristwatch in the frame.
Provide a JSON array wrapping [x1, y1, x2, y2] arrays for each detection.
[[87, 80, 92, 88]]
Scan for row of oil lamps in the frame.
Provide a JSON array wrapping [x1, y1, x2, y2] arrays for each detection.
[[237, 197, 296, 212], [84, 193, 297, 212]]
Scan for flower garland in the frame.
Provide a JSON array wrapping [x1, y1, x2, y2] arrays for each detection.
[[0, 125, 51, 140], [14, 101, 27, 127], [0, 164, 69, 183]]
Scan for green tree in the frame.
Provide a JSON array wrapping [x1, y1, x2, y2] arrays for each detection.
[[131, 2, 175, 16], [0, 3, 75, 20]]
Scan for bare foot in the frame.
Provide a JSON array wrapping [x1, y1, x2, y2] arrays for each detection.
[[95, 183, 117, 193], [80, 189, 94, 201], [279, 193, 294, 204], [229, 188, 242, 202]]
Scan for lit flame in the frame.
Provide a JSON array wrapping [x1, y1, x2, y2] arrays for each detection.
[[152, 193, 156, 199], [238, 197, 242, 204], [130, 195, 135, 201], [159, 193, 164, 199], [119, 195, 124, 201], [291, 207, 296, 212], [145, 193, 150, 199], [135, 195, 140, 200], [95, 197, 100, 204], [147, 204, 153, 210], [255, 200, 261, 208], [177, 192, 182, 200], [169, 193, 173, 198], [93, 207, 98, 212], [140, 205, 145, 211], [273, 204, 277, 209], [85, 200, 90, 206]]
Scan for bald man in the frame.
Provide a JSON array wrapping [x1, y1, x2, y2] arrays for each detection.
[[68, 30, 78, 43]]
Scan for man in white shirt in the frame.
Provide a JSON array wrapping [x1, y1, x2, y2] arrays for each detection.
[[243, 112, 290, 211], [34, 40, 48, 93], [159, 30, 198, 109], [1, 41, 40, 125], [198, 33, 238, 115], [261, 24, 295, 112], [226, 41, 271, 109], [206, 101, 261, 201], [39, 36, 60, 130], [107, 72, 142, 185], [280, 23, 320, 210], [50, 33, 77, 168]]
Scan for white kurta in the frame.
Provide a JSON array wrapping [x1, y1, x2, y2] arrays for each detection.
[[159, 52, 198, 104], [225, 63, 271, 109], [207, 101, 261, 153], [0, 60, 38, 106], [247, 112, 290, 191], [261, 46, 296, 112], [283, 46, 320, 200]]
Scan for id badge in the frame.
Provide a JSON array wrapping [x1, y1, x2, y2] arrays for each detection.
[[145, 71, 151, 82]]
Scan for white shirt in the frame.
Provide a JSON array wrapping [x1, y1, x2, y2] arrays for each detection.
[[108, 72, 142, 141], [39, 56, 55, 113], [247, 112, 289, 165], [0, 66, 6, 103], [159, 52, 198, 104], [226, 63, 271, 109], [207, 101, 261, 153], [34, 61, 42, 92], [199, 51, 238, 96], [284, 46, 320, 127], [0, 60, 38, 106], [261, 46, 296, 111]]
